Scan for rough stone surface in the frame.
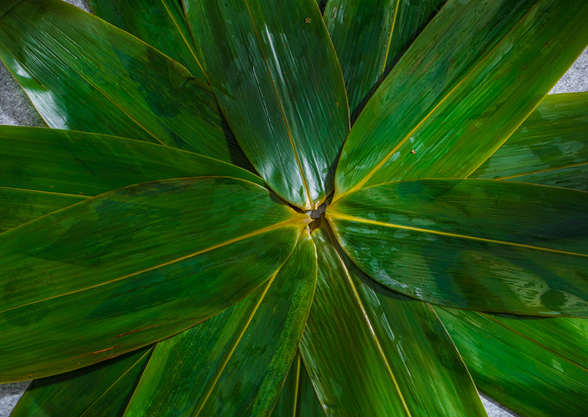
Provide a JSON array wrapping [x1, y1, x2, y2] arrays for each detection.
[[0, 0, 585, 415]]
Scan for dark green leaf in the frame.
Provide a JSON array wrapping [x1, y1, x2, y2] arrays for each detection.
[[271, 352, 325, 417], [0, 177, 309, 382], [470, 92, 588, 190], [87, 0, 207, 83], [334, 0, 588, 200], [184, 0, 349, 210], [0, 0, 250, 167], [0, 188, 84, 234], [300, 225, 485, 416], [123, 231, 316, 417], [436, 307, 588, 417], [11, 347, 153, 417], [324, 0, 446, 121], [328, 179, 588, 316], [0, 126, 263, 233]]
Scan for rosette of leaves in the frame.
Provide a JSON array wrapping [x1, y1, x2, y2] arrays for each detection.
[[1, 0, 588, 416]]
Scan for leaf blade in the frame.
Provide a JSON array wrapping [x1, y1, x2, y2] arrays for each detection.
[[470, 92, 588, 190], [184, 0, 350, 209], [328, 179, 588, 316], [122, 231, 317, 417], [437, 307, 588, 417], [87, 0, 207, 83], [0, 177, 308, 382], [334, 0, 588, 199], [324, 0, 446, 121], [300, 225, 486, 416], [0, 0, 248, 167], [11, 347, 153, 417]]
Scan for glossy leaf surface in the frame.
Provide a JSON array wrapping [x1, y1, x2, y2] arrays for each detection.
[[0, 0, 249, 167], [271, 352, 325, 417], [437, 307, 588, 417], [300, 226, 485, 416], [471, 92, 588, 190], [324, 0, 446, 121], [334, 0, 588, 199], [184, 0, 349, 210], [123, 231, 316, 417], [0, 126, 263, 196], [87, 0, 207, 82], [12, 347, 153, 417], [0, 126, 262, 233], [0, 177, 308, 382], [328, 179, 588, 316], [477, 313, 588, 371]]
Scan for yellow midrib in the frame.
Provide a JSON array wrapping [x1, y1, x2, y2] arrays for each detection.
[[327, 211, 588, 258], [335, 0, 544, 201], [0, 216, 307, 316]]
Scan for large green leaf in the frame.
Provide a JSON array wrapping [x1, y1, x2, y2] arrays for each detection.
[[436, 307, 588, 417], [333, 0, 588, 200], [271, 352, 325, 417], [87, 0, 207, 83], [324, 0, 446, 121], [11, 347, 153, 417], [0, 188, 84, 234], [123, 231, 316, 417], [476, 313, 588, 370], [0, 177, 309, 382], [470, 92, 588, 190], [300, 225, 485, 416], [0, 126, 264, 233], [0, 0, 249, 167], [328, 179, 588, 316], [184, 0, 350, 210]]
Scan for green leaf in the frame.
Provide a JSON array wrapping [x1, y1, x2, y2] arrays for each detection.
[[184, 0, 350, 210], [476, 313, 588, 371], [328, 179, 588, 317], [300, 225, 486, 416], [11, 347, 153, 417], [0, 177, 309, 382], [324, 0, 446, 121], [123, 231, 316, 417], [0, 126, 264, 194], [470, 92, 588, 190], [271, 352, 325, 417], [333, 0, 588, 200], [87, 0, 207, 83], [0, 0, 250, 168], [0, 188, 84, 234], [436, 307, 588, 417], [0, 126, 263, 233]]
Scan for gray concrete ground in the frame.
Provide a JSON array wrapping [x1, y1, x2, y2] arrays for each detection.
[[0, 0, 586, 415]]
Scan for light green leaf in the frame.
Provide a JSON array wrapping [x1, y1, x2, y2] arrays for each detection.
[[271, 352, 325, 417], [328, 179, 588, 316], [324, 0, 446, 121], [0, 177, 309, 382], [11, 347, 153, 417], [184, 0, 350, 210], [300, 225, 486, 416], [87, 0, 207, 83], [334, 0, 588, 200], [470, 92, 588, 190], [123, 231, 316, 417], [437, 307, 588, 417], [0, 0, 250, 168]]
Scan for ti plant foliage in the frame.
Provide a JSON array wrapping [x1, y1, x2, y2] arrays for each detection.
[[1, 0, 588, 416]]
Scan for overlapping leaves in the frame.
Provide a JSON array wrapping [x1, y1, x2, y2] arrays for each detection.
[[1, 0, 588, 416]]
